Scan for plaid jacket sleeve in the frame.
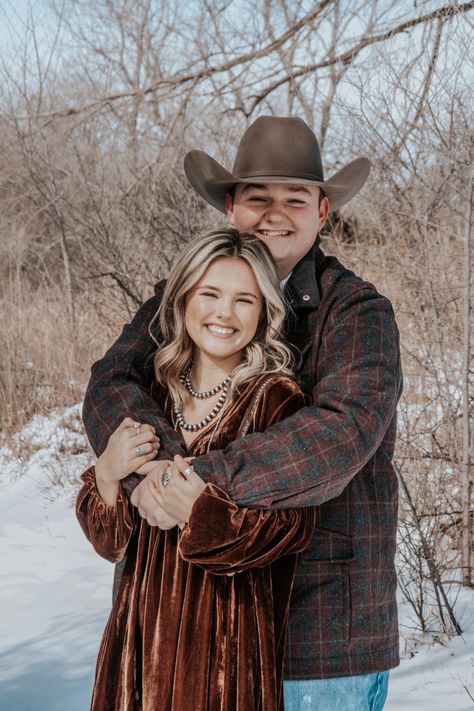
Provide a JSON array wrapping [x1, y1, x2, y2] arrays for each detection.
[[82, 280, 185, 461], [192, 284, 402, 508]]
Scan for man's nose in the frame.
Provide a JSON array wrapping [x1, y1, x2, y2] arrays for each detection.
[[264, 201, 287, 221]]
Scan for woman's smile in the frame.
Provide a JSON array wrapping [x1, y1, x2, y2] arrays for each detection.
[[205, 323, 238, 336]]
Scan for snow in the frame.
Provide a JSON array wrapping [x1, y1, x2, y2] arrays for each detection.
[[0, 407, 111, 711], [0, 408, 473, 710]]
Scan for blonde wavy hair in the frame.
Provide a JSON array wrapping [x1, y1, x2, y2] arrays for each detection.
[[151, 228, 294, 405]]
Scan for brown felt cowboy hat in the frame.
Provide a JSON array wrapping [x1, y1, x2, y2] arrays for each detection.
[[184, 116, 371, 213]]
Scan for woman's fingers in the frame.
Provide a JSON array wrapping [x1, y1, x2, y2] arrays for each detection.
[[126, 421, 156, 436], [122, 430, 160, 465], [131, 431, 160, 447], [119, 417, 137, 430], [115, 418, 157, 439], [131, 446, 159, 467], [173, 454, 197, 481]]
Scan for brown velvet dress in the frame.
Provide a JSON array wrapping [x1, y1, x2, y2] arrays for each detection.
[[76, 374, 316, 711]]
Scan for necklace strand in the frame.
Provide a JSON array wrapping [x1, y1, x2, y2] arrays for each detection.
[[175, 364, 232, 432], [173, 390, 228, 432], [180, 363, 231, 399]]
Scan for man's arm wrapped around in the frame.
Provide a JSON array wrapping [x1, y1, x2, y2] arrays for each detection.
[[82, 280, 185, 473]]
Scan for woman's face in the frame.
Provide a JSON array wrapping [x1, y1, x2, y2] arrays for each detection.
[[184, 256, 262, 368]]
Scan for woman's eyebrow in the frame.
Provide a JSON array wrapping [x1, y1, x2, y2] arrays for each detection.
[[198, 284, 258, 298], [236, 291, 259, 298]]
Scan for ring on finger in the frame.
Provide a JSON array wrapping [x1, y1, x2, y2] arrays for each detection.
[[135, 445, 146, 456], [183, 465, 193, 478], [162, 470, 171, 488], [133, 422, 141, 434]]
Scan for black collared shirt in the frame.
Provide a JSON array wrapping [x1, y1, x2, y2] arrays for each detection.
[[284, 243, 327, 360]]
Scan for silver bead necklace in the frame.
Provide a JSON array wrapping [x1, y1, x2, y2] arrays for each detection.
[[179, 363, 232, 399], [174, 364, 231, 432]]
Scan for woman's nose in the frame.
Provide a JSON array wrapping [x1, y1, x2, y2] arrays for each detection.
[[216, 300, 233, 318]]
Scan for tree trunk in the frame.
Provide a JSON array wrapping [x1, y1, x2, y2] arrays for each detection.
[[461, 160, 473, 587]]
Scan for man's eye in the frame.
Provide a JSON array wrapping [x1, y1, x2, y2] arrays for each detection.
[[248, 196, 266, 202], [288, 200, 305, 205]]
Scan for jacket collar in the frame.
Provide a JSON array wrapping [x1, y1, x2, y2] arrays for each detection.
[[285, 240, 323, 309]]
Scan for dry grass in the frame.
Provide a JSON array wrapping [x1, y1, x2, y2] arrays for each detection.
[[0, 279, 122, 436]]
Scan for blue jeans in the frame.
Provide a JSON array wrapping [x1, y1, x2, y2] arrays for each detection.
[[283, 671, 389, 711]]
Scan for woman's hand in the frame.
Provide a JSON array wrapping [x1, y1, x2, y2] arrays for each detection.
[[95, 418, 160, 505], [131, 460, 180, 529], [155, 455, 206, 525]]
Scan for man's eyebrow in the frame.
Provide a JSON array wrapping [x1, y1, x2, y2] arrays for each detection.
[[287, 185, 312, 195], [240, 183, 312, 195], [240, 183, 267, 193]]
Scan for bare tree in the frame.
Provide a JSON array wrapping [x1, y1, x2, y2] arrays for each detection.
[[0, 0, 472, 630]]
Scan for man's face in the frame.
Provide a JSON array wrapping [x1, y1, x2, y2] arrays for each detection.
[[226, 183, 329, 278]]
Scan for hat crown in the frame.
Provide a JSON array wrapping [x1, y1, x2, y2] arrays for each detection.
[[232, 116, 324, 182]]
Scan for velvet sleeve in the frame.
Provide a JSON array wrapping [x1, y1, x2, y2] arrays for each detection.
[[178, 484, 316, 575], [76, 467, 135, 563], [179, 380, 315, 574]]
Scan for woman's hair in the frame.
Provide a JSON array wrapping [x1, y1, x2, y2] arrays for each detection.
[[151, 228, 294, 405]]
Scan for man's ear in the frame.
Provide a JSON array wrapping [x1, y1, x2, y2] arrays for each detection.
[[318, 195, 330, 232], [225, 193, 234, 224]]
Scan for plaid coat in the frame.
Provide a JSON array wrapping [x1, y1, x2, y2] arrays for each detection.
[[83, 243, 402, 680]]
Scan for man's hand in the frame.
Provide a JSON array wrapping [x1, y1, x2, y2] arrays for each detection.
[[131, 460, 180, 529]]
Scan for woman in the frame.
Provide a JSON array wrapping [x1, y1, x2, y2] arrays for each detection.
[[77, 228, 316, 710]]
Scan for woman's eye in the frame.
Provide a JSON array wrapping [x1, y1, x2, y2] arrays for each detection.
[[201, 292, 218, 298], [237, 298, 253, 304]]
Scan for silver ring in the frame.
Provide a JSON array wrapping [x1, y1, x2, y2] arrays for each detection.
[[133, 422, 141, 434], [183, 466, 193, 477], [162, 470, 171, 488], [135, 445, 145, 456]]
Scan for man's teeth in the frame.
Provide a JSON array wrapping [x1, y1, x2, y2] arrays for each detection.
[[207, 325, 235, 335], [259, 230, 291, 237]]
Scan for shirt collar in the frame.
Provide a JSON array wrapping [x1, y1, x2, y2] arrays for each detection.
[[285, 241, 322, 309], [280, 273, 292, 291]]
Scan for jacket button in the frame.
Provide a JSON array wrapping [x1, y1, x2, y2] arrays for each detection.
[[302, 294, 311, 301]]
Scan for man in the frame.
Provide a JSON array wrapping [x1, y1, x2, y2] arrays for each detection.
[[83, 116, 402, 710]]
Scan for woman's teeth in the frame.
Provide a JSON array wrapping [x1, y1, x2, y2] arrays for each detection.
[[207, 324, 235, 335]]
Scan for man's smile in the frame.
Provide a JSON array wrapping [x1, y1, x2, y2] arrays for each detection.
[[257, 229, 293, 237]]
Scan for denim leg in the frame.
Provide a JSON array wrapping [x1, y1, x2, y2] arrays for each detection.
[[283, 671, 389, 711]]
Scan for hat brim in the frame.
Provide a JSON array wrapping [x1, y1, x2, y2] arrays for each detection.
[[184, 150, 371, 213]]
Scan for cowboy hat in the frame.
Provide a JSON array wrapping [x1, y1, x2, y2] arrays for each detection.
[[184, 116, 371, 213]]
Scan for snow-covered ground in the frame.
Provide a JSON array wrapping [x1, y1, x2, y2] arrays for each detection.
[[1, 407, 473, 711]]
